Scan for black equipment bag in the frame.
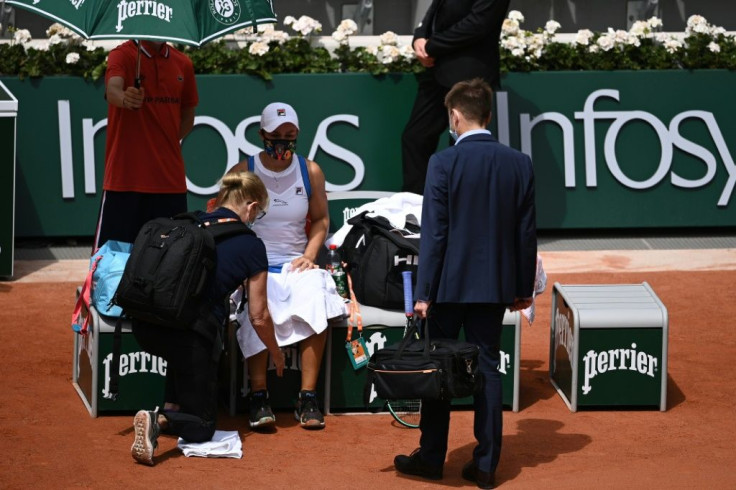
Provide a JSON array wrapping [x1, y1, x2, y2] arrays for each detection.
[[364, 319, 481, 402], [106, 212, 252, 401], [339, 211, 420, 310], [114, 212, 252, 329]]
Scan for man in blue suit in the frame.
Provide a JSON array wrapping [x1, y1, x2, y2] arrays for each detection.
[[394, 78, 537, 489]]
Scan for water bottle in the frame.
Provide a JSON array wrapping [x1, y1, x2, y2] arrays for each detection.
[[326, 244, 348, 299]]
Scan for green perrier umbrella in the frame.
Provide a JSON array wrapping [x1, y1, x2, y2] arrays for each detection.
[[6, 0, 277, 46]]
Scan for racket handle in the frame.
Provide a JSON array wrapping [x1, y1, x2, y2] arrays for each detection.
[[402, 270, 413, 316]]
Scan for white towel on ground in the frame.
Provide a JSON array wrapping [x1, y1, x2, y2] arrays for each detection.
[[235, 265, 348, 359], [177, 430, 242, 458]]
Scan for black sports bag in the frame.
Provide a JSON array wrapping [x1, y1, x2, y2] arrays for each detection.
[[339, 211, 420, 310], [365, 319, 482, 402]]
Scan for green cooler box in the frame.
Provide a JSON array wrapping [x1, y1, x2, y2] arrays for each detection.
[[549, 282, 668, 412], [325, 306, 522, 413], [72, 303, 166, 417]]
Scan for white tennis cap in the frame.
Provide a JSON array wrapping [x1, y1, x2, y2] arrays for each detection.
[[260, 102, 300, 132]]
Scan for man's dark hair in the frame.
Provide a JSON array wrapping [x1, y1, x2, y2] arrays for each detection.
[[444, 78, 493, 126]]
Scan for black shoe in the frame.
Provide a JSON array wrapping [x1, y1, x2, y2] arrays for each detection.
[[248, 390, 276, 429], [394, 448, 443, 481], [131, 407, 160, 466], [294, 390, 325, 430], [462, 460, 495, 489]]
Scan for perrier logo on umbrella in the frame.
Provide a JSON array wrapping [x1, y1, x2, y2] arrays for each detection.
[[209, 0, 241, 26], [116, 1, 174, 33]]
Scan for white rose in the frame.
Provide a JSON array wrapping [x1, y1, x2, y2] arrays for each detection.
[[501, 18, 519, 36], [664, 39, 682, 54], [575, 29, 593, 46], [337, 19, 358, 35], [248, 41, 269, 56], [629, 21, 648, 37], [399, 44, 415, 60], [708, 42, 721, 53], [381, 45, 400, 64], [588, 44, 600, 54], [626, 34, 641, 47], [48, 34, 64, 45], [544, 20, 561, 35], [508, 10, 524, 23], [13, 29, 32, 45], [366, 46, 379, 56], [332, 30, 348, 45], [66, 52, 80, 64], [283, 16, 296, 26], [379, 31, 398, 46], [647, 17, 663, 29], [597, 34, 615, 52]]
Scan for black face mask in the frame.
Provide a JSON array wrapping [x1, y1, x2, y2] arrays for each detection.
[[263, 137, 297, 160]]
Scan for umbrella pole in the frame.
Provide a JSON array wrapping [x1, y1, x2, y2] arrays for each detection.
[[135, 40, 142, 88]]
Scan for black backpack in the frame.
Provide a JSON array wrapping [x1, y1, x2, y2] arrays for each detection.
[[106, 212, 252, 401], [114, 212, 252, 328], [339, 211, 420, 310]]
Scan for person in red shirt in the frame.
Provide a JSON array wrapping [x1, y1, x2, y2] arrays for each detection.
[[93, 39, 199, 251]]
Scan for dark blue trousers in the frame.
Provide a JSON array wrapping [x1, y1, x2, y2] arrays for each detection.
[[418, 302, 506, 474]]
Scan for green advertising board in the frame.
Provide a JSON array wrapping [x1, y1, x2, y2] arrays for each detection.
[[0, 81, 18, 276], [2, 70, 734, 238]]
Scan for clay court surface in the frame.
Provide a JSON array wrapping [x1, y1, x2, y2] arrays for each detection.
[[1, 250, 735, 489]]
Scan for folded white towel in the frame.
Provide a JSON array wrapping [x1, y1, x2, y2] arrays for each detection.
[[177, 430, 243, 459]]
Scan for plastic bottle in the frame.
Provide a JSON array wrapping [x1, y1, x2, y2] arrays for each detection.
[[327, 244, 349, 299]]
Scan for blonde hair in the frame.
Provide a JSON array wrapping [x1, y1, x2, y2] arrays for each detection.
[[214, 171, 269, 212]]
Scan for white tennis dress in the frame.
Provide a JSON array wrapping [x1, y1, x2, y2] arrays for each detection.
[[235, 154, 347, 358]]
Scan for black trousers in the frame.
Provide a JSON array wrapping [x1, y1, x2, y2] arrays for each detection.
[[94, 191, 187, 251], [418, 302, 506, 474], [132, 321, 219, 443], [401, 75, 452, 195]]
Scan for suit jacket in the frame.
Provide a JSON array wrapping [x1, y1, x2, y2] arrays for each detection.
[[416, 132, 537, 304], [413, 0, 510, 88]]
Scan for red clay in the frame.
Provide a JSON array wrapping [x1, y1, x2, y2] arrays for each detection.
[[1, 270, 734, 489]]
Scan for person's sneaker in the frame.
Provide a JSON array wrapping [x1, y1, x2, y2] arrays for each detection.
[[294, 390, 325, 430], [131, 407, 160, 466], [248, 390, 276, 429]]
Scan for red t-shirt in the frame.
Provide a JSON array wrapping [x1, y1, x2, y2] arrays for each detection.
[[104, 40, 199, 193]]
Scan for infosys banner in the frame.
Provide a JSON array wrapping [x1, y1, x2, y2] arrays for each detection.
[[1, 70, 734, 237]]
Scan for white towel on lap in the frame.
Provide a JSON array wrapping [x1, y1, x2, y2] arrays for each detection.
[[236, 265, 348, 359], [177, 430, 242, 458]]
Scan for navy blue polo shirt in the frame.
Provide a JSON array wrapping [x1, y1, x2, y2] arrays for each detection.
[[201, 207, 268, 323]]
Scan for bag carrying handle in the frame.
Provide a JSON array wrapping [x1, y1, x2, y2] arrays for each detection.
[[71, 255, 102, 334], [345, 268, 363, 342], [369, 225, 420, 255], [391, 271, 430, 360]]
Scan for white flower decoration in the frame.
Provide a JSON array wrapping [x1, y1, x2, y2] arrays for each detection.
[[13, 29, 32, 45], [508, 10, 524, 23], [501, 19, 519, 37], [336, 19, 358, 36], [575, 29, 594, 46], [647, 17, 663, 29], [248, 41, 270, 56], [597, 33, 616, 52], [283, 16, 296, 26], [381, 45, 400, 64], [290, 15, 322, 36], [65, 52, 80, 64], [663, 39, 682, 54], [399, 44, 415, 60], [708, 42, 721, 53], [629, 21, 648, 37], [544, 20, 561, 35], [332, 30, 348, 45], [379, 31, 398, 46]]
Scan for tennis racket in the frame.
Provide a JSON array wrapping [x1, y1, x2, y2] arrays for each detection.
[[386, 270, 421, 429]]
